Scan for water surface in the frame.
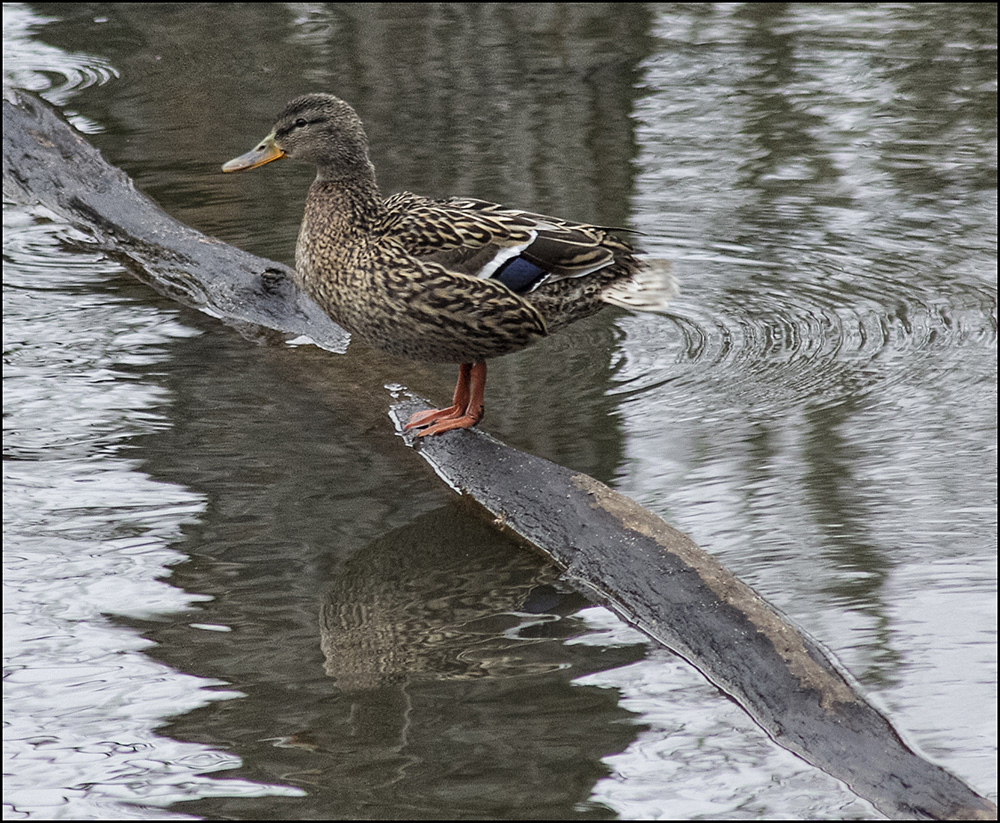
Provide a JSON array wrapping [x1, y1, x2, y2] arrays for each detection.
[[4, 3, 995, 819]]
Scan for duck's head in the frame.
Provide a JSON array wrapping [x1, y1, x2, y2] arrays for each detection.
[[222, 93, 374, 183]]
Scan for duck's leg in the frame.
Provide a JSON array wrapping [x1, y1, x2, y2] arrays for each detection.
[[404, 362, 486, 436]]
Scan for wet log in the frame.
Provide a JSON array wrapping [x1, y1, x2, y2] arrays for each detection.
[[4, 90, 995, 821], [2, 90, 348, 353], [388, 403, 997, 820]]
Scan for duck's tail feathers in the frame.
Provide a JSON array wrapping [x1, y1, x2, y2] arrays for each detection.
[[601, 258, 679, 313]]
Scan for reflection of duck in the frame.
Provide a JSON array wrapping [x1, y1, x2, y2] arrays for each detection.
[[224, 93, 675, 435], [316, 506, 581, 692]]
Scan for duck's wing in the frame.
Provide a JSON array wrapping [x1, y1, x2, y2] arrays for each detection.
[[378, 193, 628, 295]]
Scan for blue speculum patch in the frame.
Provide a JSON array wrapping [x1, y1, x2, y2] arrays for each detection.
[[493, 257, 547, 293]]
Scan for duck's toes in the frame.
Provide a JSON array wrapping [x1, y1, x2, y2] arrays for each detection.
[[404, 404, 464, 430], [405, 403, 483, 436], [415, 412, 482, 437]]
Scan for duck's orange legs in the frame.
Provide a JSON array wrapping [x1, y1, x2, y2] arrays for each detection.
[[405, 362, 487, 436]]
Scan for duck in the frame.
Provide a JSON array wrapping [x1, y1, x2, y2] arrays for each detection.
[[223, 93, 675, 436]]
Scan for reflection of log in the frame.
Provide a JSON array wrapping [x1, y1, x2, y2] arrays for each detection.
[[4, 90, 994, 821]]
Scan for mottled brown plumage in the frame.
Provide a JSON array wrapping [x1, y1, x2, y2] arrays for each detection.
[[223, 93, 673, 435]]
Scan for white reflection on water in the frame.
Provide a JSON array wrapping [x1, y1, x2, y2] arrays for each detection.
[[2, 3, 116, 131], [3, 202, 309, 817], [3, 2, 995, 819], [573, 609, 877, 819], [3, 5, 303, 817], [596, 3, 996, 817]]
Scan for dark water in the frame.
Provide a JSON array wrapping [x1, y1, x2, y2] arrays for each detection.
[[4, 3, 995, 819]]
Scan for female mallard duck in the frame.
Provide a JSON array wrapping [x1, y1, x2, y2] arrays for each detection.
[[223, 93, 674, 436]]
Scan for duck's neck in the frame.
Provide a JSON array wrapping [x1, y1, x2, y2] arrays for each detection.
[[294, 171, 384, 305], [304, 170, 383, 238]]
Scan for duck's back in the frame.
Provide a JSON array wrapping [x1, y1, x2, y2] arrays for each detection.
[[294, 184, 649, 364], [379, 193, 643, 330]]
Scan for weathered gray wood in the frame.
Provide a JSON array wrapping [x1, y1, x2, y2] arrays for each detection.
[[5, 89, 995, 821], [2, 90, 349, 352], [389, 399, 997, 820]]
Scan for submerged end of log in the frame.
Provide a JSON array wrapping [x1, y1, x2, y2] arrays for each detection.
[[389, 393, 997, 822]]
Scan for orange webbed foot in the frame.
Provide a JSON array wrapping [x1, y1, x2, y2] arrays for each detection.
[[404, 361, 487, 437], [404, 405, 464, 430], [412, 407, 483, 437]]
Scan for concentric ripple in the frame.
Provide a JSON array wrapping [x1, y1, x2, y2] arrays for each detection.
[[3, 4, 118, 125], [611, 249, 997, 411]]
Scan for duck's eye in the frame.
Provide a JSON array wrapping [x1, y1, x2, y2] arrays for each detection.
[[295, 118, 308, 128]]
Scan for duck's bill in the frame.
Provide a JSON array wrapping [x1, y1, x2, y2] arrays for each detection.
[[222, 135, 285, 172]]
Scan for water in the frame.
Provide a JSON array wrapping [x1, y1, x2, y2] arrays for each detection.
[[3, 3, 995, 819]]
